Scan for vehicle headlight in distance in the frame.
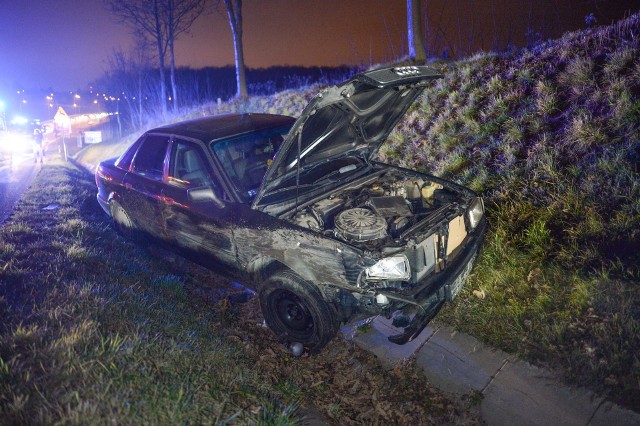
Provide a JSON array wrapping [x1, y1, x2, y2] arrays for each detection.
[[365, 255, 411, 281], [467, 197, 484, 229]]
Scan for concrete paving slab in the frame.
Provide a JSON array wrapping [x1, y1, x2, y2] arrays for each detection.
[[341, 316, 437, 367], [480, 359, 602, 426], [415, 325, 510, 395], [589, 401, 640, 425], [341, 319, 640, 424]]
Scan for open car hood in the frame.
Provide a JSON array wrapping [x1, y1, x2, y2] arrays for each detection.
[[253, 65, 442, 209]]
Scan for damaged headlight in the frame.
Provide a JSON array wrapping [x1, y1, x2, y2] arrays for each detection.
[[365, 255, 411, 281], [467, 197, 484, 229]]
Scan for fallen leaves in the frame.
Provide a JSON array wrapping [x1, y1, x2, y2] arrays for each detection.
[[186, 273, 478, 425], [472, 288, 486, 299]]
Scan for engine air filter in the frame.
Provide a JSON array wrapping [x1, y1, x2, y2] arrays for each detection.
[[334, 208, 387, 243]]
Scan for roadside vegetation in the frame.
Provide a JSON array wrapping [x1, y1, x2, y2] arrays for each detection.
[[384, 15, 640, 409], [0, 159, 474, 424], [76, 14, 640, 410]]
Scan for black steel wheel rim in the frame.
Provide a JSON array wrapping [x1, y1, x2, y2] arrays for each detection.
[[272, 289, 313, 336]]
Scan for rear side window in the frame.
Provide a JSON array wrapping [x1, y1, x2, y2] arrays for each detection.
[[115, 137, 144, 170], [132, 135, 170, 180]]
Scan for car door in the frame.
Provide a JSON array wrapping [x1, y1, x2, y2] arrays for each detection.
[[160, 138, 238, 269], [121, 134, 170, 239]]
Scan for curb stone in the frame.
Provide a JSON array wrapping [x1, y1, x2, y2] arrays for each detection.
[[341, 318, 640, 425]]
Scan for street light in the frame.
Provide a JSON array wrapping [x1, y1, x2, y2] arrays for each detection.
[[45, 96, 54, 119]]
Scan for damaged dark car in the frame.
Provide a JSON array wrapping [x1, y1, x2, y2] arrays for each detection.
[[96, 66, 487, 353]]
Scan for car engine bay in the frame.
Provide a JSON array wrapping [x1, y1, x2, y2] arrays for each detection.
[[287, 168, 468, 250]]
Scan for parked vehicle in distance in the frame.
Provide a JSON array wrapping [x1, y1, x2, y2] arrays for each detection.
[[95, 66, 487, 353]]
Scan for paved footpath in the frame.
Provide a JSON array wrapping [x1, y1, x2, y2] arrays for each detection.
[[341, 317, 640, 425]]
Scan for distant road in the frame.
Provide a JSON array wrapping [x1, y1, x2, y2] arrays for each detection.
[[0, 153, 40, 225]]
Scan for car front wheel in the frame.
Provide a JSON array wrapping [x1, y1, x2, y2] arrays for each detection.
[[259, 271, 339, 354]]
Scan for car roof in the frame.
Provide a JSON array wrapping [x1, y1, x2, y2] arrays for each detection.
[[149, 113, 295, 142]]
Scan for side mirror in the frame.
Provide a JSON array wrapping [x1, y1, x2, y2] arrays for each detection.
[[187, 186, 225, 209]]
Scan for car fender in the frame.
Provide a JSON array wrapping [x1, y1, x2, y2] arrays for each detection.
[[107, 191, 123, 205], [237, 226, 358, 294], [245, 253, 343, 305]]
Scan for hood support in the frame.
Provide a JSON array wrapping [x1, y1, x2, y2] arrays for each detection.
[[294, 128, 302, 216]]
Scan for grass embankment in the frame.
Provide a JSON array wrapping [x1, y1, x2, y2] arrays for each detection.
[[382, 16, 640, 408], [0, 159, 474, 424], [75, 15, 640, 410]]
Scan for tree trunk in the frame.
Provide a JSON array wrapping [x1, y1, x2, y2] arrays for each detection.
[[138, 70, 143, 127], [153, 0, 168, 116], [224, 0, 247, 98], [407, 0, 426, 62], [168, 0, 178, 113]]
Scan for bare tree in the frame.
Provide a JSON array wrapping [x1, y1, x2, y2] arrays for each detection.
[[407, 0, 426, 62], [129, 32, 155, 127], [222, 0, 247, 97], [104, 34, 154, 130], [105, 0, 205, 115], [106, 0, 169, 115], [166, 0, 207, 112], [133, 33, 153, 126]]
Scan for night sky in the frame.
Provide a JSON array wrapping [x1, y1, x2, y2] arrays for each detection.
[[0, 0, 408, 92], [1, 1, 638, 95]]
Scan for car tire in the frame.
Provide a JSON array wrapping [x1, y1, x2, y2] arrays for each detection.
[[110, 200, 143, 243], [259, 271, 339, 354]]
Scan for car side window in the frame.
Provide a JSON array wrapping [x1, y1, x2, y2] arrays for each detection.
[[115, 136, 144, 170], [132, 134, 170, 180], [168, 140, 218, 190]]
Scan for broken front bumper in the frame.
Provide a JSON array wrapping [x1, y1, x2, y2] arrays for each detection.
[[384, 217, 487, 345]]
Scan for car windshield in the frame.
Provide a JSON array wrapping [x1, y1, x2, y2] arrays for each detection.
[[210, 126, 290, 203]]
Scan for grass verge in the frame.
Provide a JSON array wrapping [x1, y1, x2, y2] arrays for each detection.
[[0, 159, 476, 424]]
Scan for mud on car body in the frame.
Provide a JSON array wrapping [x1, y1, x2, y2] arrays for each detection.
[[96, 65, 487, 353]]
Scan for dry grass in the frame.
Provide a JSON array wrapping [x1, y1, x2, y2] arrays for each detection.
[[0, 159, 476, 424]]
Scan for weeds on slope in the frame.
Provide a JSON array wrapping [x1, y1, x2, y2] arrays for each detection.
[[380, 15, 640, 409]]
